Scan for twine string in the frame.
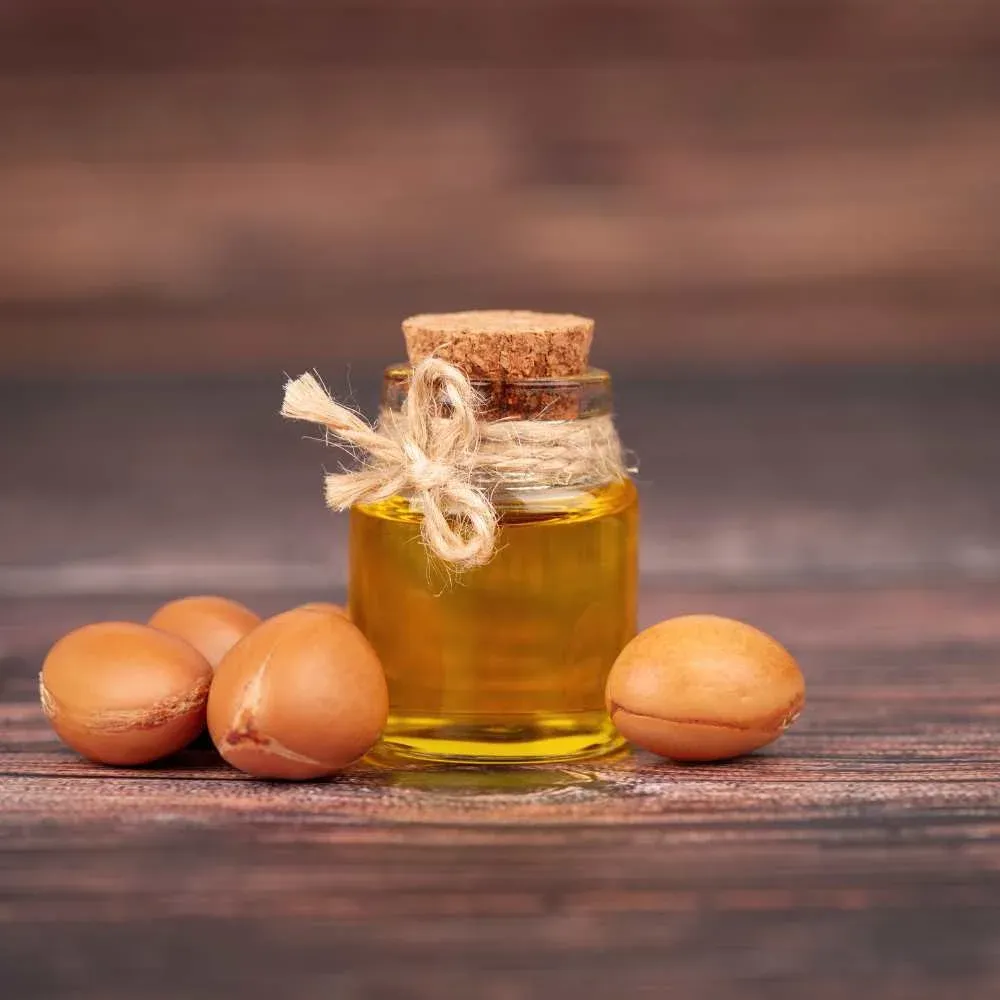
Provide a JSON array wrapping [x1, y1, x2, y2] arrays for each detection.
[[281, 358, 625, 570]]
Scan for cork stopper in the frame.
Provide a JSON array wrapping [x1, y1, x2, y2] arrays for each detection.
[[402, 310, 594, 380]]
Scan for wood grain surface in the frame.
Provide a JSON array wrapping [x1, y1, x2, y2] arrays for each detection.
[[2, 371, 999, 997], [2, 2, 1000, 373]]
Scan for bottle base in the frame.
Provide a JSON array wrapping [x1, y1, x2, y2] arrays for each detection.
[[373, 711, 626, 765]]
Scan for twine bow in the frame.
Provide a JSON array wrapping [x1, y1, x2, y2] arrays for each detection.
[[282, 358, 628, 571], [282, 359, 498, 569]]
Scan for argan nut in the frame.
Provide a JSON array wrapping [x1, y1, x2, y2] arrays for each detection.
[[606, 614, 805, 762], [207, 605, 388, 780], [293, 601, 349, 619], [149, 595, 261, 668], [40, 622, 213, 765]]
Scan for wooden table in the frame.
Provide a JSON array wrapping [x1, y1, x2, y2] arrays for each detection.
[[2, 370, 999, 998]]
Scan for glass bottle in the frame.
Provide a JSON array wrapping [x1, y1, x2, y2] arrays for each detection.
[[349, 365, 638, 763]]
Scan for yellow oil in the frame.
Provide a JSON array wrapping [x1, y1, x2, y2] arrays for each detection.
[[349, 478, 638, 763]]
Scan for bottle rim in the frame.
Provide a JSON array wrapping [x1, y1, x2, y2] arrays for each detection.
[[382, 363, 612, 390]]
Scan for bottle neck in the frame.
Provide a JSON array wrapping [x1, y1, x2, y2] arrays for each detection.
[[380, 364, 614, 423]]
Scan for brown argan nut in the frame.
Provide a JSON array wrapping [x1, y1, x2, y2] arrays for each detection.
[[207, 605, 388, 780], [40, 622, 213, 765], [292, 601, 349, 619], [149, 595, 261, 669], [606, 614, 805, 762]]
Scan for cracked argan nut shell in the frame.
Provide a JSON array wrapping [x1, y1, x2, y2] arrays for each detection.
[[606, 615, 805, 762], [40, 622, 213, 765], [149, 595, 262, 668], [207, 606, 388, 780]]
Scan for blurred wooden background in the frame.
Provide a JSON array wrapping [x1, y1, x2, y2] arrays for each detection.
[[2, 0, 1000, 375]]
